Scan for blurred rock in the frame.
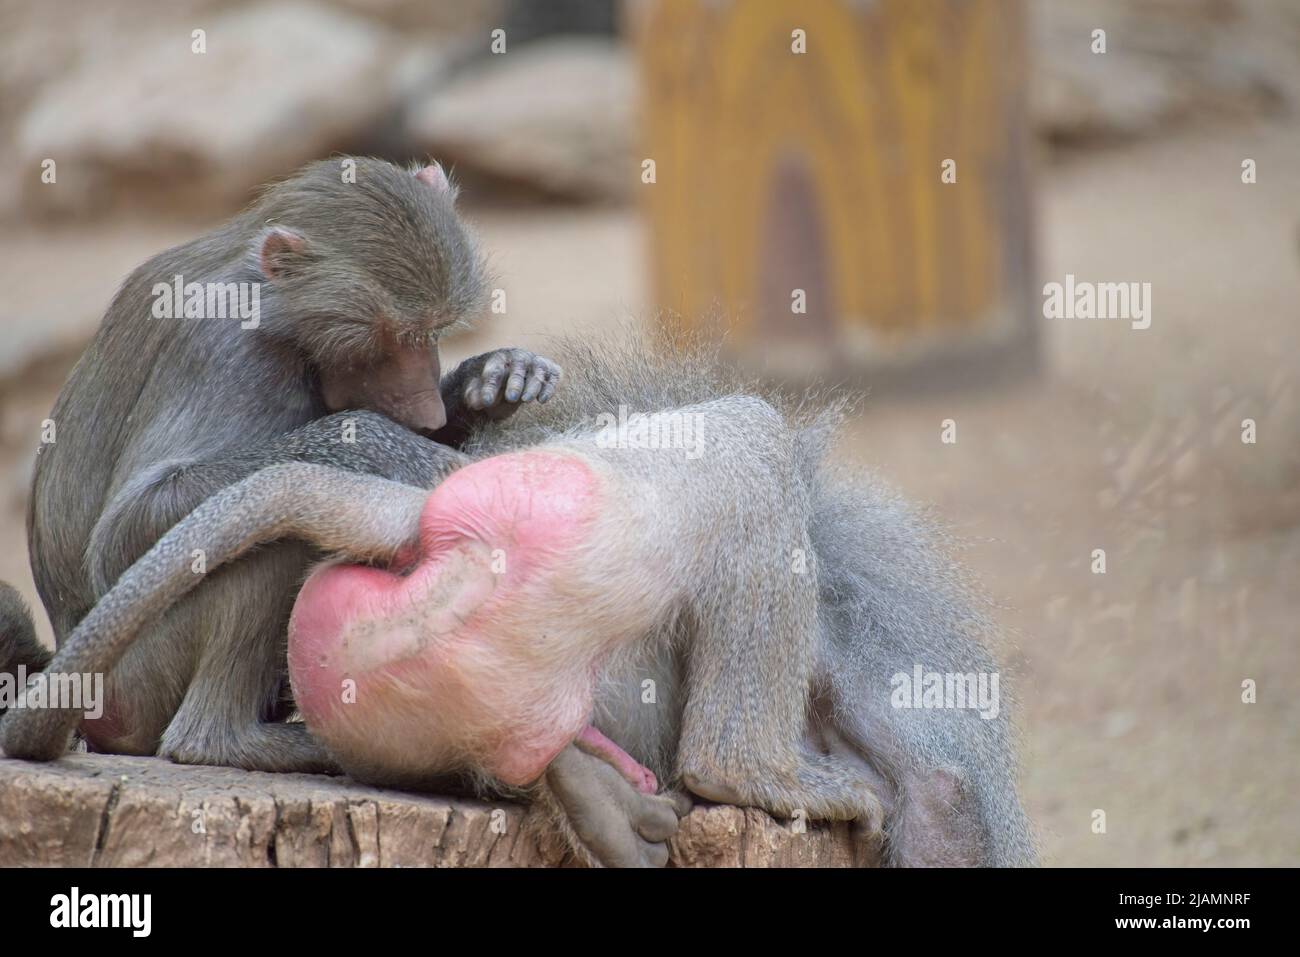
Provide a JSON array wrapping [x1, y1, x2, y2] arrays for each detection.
[[502, 0, 618, 43], [326, 0, 504, 33], [406, 37, 636, 202], [14, 0, 414, 218], [0, 0, 219, 129], [0, 0, 217, 219], [1032, 0, 1300, 147]]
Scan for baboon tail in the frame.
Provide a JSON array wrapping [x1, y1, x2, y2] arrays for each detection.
[[0, 464, 428, 762], [0, 582, 51, 718]]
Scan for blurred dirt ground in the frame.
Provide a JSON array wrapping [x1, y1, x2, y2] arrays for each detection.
[[2, 120, 1297, 866]]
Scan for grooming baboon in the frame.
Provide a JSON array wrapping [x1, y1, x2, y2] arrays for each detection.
[[2, 340, 1036, 867], [8, 158, 560, 775]]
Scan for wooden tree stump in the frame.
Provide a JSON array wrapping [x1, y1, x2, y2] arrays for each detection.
[[0, 754, 877, 867]]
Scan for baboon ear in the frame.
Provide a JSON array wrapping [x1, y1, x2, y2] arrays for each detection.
[[257, 226, 308, 279], [415, 163, 457, 200]]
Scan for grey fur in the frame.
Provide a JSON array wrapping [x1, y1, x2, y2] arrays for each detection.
[[3, 333, 1036, 865], [15, 157, 557, 772], [487, 335, 1038, 865]]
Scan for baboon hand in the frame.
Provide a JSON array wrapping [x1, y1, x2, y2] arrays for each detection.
[[455, 349, 562, 419], [546, 743, 690, 868]]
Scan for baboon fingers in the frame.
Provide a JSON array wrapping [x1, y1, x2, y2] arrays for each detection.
[[503, 358, 529, 402], [520, 367, 547, 403], [538, 367, 560, 403], [634, 795, 684, 845], [459, 350, 561, 412], [546, 743, 679, 868]]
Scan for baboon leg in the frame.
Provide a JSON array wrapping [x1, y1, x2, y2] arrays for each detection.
[[79, 612, 196, 756], [156, 542, 336, 773], [616, 398, 883, 824], [884, 769, 988, 867]]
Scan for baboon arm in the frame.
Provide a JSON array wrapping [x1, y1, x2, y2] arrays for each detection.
[[86, 412, 466, 595], [1, 464, 428, 762]]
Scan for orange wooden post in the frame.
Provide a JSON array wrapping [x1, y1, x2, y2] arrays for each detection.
[[633, 0, 1038, 386]]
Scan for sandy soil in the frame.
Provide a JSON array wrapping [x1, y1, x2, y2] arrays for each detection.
[[1, 120, 1296, 866]]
